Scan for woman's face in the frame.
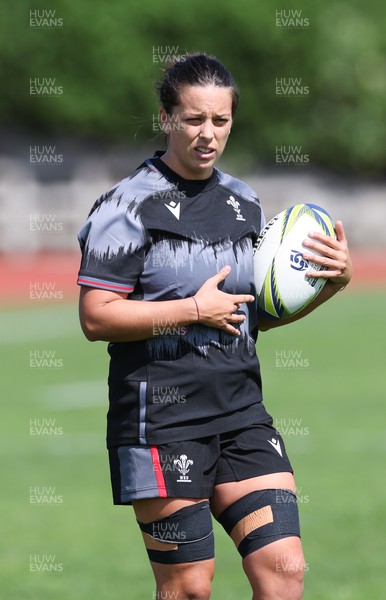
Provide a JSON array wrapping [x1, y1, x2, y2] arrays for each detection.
[[160, 85, 233, 180]]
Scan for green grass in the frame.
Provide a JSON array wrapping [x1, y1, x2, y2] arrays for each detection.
[[1, 290, 385, 599]]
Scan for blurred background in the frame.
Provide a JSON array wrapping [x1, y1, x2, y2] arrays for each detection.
[[1, 0, 386, 259], [1, 1, 385, 599]]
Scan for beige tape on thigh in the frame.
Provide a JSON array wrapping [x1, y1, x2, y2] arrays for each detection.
[[230, 505, 274, 548], [141, 532, 178, 552]]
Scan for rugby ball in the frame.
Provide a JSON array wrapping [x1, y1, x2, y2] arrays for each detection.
[[253, 203, 336, 319]]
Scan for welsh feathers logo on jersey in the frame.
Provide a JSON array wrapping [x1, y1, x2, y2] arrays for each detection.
[[227, 195, 246, 221], [174, 454, 193, 482]]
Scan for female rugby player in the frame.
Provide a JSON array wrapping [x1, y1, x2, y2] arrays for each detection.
[[77, 54, 352, 600]]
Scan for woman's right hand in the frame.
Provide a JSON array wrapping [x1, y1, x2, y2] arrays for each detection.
[[193, 265, 255, 336], [79, 265, 255, 343]]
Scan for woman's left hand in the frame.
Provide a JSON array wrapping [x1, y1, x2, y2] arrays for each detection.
[[302, 220, 353, 292]]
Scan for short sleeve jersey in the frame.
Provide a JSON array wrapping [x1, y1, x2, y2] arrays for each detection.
[[77, 153, 270, 448]]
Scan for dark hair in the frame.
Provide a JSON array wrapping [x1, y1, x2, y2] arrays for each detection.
[[155, 53, 239, 117]]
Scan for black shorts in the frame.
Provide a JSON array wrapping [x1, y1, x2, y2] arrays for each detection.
[[109, 422, 293, 504]]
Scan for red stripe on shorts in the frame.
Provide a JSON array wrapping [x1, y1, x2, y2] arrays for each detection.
[[150, 446, 167, 497]]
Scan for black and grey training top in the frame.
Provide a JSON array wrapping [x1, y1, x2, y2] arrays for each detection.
[[77, 153, 271, 448]]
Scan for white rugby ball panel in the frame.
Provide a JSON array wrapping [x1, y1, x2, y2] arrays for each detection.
[[253, 213, 283, 294], [253, 203, 336, 319]]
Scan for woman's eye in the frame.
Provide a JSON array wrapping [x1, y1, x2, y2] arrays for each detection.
[[184, 117, 229, 126]]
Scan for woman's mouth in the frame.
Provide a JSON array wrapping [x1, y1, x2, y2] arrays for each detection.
[[194, 146, 215, 160]]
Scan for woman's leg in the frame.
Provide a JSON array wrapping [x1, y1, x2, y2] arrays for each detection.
[[133, 497, 215, 600]]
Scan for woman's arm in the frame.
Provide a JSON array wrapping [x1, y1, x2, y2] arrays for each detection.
[[79, 266, 254, 342], [259, 220, 353, 331]]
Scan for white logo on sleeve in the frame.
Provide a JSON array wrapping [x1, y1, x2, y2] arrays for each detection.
[[164, 200, 181, 220], [267, 437, 283, 457], [227, 195, 246, 221], [174, 454, 193, 482]]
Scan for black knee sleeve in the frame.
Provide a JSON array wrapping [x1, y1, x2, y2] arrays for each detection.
[[216, 489, 300, 558], [137, 501, 214, 564]]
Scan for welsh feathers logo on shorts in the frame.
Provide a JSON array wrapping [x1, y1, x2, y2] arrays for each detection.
[[174, 454, 194, 483]]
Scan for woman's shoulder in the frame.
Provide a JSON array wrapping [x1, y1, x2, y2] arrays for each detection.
[[215, 168, 261, 205], [89, 159, 172, 215], [115, 160, 170, 197]]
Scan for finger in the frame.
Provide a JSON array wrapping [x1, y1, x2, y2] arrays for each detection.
[[227, 313, 246, 324], [207, 265, 232, 288], [231, 293, 255, 304], [305, 254, 346, 276], [305, 254, 344, 274], [334, 220, 347, 244], [303, 244, 336, 261], [304, 231, 340, 250], [303, 244, 345, 265], [305, 267, 341, 279], [223, 323, 242, 336]]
